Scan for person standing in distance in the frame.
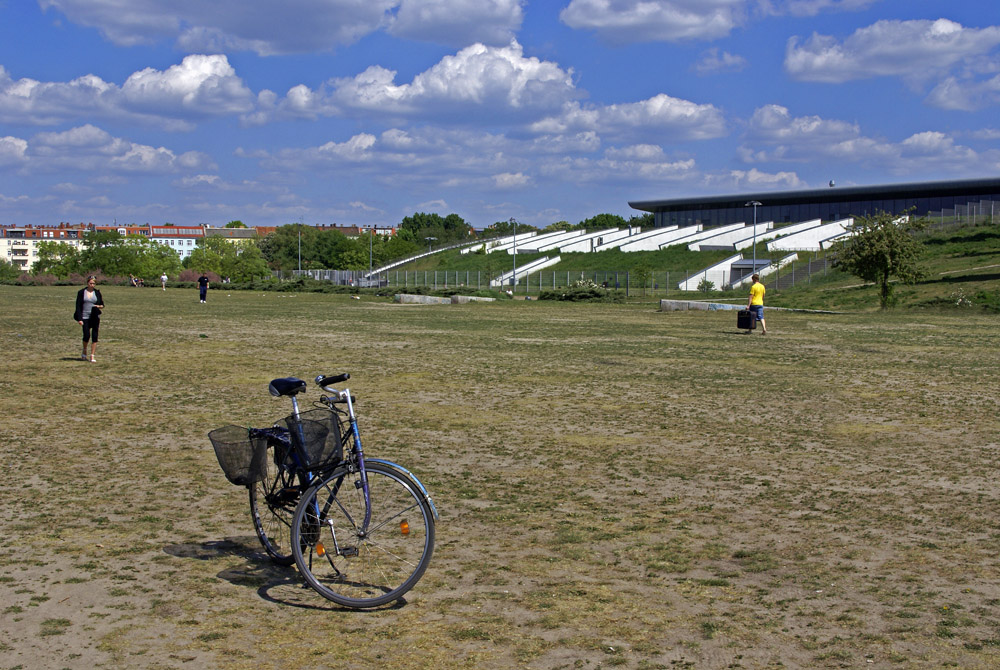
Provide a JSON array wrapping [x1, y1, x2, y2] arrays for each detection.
[[746, 273, 767, 335], [74, 275, 105, 362], [198, 272, 209, 303], [160, 272, 168, 290]]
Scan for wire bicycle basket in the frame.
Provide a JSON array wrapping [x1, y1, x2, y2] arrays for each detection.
[[208, 425, 268, 486]]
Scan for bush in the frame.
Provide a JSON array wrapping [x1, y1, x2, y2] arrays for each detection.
[[537, 286, 625, 302], [178, 269, 220, 283]]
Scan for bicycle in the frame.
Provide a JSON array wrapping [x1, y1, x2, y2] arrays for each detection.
[[209, 373, 437, 608]]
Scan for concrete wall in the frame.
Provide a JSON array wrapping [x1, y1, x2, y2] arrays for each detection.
[[555, 228, 622, 253], [736, 219, 820, 250], [726, 253, 797, 289], [395, 294, 496, 304], [571, 226, 644, 252], [676, 254, 742, 290], [768, 218, 853, 252], [515, 230, 586, 253], [659, 223, 747, 251], [463, 231, 538, 255], [610, 225, 689, 251], [690, 221, 772, 251], [490, 255, 562, 287]]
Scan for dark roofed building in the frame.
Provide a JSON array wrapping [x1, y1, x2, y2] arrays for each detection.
[[629, 177, 1000, 229]]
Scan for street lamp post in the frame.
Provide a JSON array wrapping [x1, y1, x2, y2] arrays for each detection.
[[425, 236, 436, 253], [510, 217, 517, 293], [745, 201, 762, 277]]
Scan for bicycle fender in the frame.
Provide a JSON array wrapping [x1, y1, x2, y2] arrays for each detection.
[[366, 458, 439, 521]]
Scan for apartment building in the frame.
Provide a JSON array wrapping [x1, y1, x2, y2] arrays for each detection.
[[149, 225, 205, 261], [1, 223, 88, 271]]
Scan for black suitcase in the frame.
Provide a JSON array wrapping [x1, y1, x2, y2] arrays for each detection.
[[737, 309, 756, 330]]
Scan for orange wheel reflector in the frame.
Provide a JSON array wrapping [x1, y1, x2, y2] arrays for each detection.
[[316, 542, 326, 557], [400, 520, 410, 535]]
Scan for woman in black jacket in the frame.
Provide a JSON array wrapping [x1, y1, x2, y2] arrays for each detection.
[[74, 275, 105, 362]]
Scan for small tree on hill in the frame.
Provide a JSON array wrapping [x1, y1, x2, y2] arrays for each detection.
[[831, 210, 926, 309], [632, 264, 652, 295]]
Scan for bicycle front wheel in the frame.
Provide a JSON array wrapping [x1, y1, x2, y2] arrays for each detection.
[[291, 462, 435, 608], [249, 443, 299, 566]]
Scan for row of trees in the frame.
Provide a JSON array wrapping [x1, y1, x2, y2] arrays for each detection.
[[9, 210, 658, 280], [28, 230, 271, 281]]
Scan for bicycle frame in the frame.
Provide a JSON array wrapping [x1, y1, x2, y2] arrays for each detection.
[[320, 386, 373, 533]]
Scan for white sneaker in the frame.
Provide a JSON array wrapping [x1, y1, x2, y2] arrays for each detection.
[[90, 355, 96, 363]]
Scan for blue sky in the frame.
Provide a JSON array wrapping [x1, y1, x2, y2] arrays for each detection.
[[1, 1, 998, 229]]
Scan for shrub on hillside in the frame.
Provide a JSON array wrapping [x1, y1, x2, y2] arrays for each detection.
[[537, 285, 625, 302]]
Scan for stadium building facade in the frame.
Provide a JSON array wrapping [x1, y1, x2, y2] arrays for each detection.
[[629, 177, 1000, 228]]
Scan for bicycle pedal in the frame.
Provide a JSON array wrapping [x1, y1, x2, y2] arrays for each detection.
[[342, 547, 359, 557]]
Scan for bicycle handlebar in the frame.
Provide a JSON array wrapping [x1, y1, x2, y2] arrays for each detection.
[[316, 373, 349, 387]]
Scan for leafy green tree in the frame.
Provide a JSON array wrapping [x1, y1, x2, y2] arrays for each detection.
[[225, 220, 247, 228], [122, 236, 182, 278], [629, 212, 654, 227], [32, 241, 81, 277], [632, 264, 653, 296], [78, 230, 127, 275], [257, 224, 320, 272], [380, 234, 420, 265], [486, 218, 537, 237], [314, 228, 355, 268], [543, 221, 572, 232], [339, 246, 370, 271], [578, 213, 627, 230], [0, 257, 20, 281], [185, 236, 269, 281], [399, 212, 473, 246], [831, 210, 926, 309], [184, 241, 225, 275]]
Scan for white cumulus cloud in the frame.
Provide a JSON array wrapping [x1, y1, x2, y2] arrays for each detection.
[[29, 124, 215, 173], [785, 18, 1000, 84], [40, 0, 529, 54], [39, 0, 399, 55], [693, 48, 747, 74], [387, 0, 524, 46], [560, 0, 746, 44], [0, 56, 255, 129], [740, 105, 994, 175], [0, 136, 29, 168], [760, 0, 877, 17], [926, 75, 1000, 112], [326, 41, 578, 118], [531, 94, 727, 142]]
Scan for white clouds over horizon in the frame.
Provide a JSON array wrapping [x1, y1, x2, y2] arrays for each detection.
[[740, 104, 998, 175], [560, 0, 747, 44], [0, 56, 255, 129], [785, 18, 1000, 110], [39, 0, 525, 54], [40, 0, 399, 54], [2, 124, 215, 175]]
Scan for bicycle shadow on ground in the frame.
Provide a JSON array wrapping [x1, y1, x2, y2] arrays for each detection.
[[163, 536, 407, 612]]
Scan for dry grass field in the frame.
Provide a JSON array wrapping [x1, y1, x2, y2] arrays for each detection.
[[1, 285, 998, 669]]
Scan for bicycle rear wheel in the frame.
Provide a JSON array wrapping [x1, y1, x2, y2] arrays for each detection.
[[249, 442, 300, 566], [291, 462, 435, 608]]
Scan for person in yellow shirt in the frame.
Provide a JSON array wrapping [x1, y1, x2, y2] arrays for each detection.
[[746, 274, 767, 335]]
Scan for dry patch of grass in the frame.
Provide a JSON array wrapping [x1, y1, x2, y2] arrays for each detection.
[[1, 285, 998, 669]]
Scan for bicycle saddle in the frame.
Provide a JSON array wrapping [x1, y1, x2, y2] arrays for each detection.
[[268, 377, 307, 397]]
